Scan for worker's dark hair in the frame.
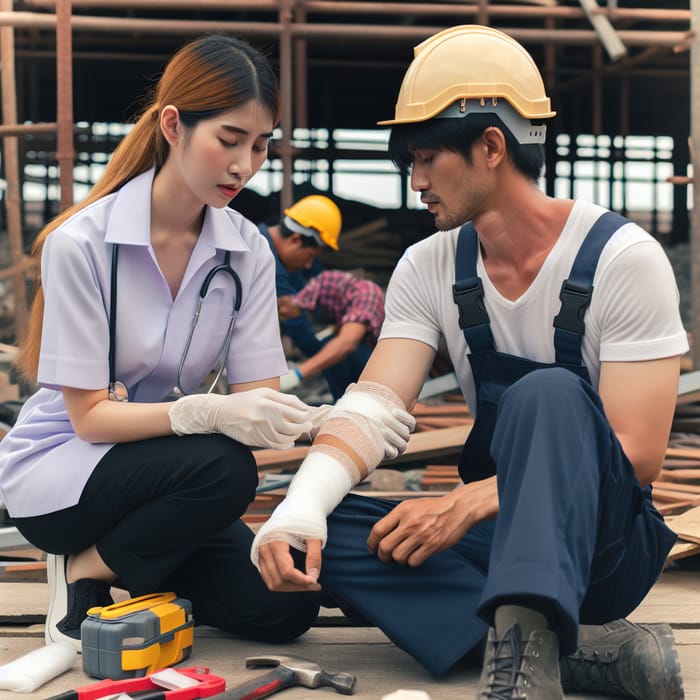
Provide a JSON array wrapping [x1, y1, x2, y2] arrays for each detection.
[[17, 33, 280, 381], [387, 113, 545, 182], [279, 219, 320, 248]]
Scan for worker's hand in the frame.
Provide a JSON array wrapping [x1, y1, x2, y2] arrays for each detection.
[[280, 367, 303, 392], [256, 538, 323, 592], [251, 495, 328, 567], [168, 388, 313, 449], [366, 476, 498, 567], [278, 295, 302, 320]]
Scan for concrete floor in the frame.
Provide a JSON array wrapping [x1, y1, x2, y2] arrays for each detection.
[[1, 566, 699, 699]]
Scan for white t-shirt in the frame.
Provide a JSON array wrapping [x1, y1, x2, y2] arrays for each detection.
[[380, 200, 689, 415]]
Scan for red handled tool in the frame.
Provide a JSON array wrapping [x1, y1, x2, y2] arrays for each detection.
[[44, 666, 226, 700], [214, 665, 296, 700]]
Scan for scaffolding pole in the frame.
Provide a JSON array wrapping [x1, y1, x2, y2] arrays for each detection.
[[0, 0, 27, 343]]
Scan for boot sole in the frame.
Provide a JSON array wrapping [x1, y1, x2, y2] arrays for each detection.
[[637, 623, 685, 700]]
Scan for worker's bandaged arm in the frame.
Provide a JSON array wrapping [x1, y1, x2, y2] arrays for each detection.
[[251, 381, 416, 566]]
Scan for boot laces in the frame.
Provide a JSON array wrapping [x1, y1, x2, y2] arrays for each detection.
[[561, 647, 624, 694], [481, 624, 530, 699]]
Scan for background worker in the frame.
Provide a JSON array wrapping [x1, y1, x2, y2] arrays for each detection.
[[251, 25, 686, 700], [0, 34, 322, 653], [257, 194, 340, 362], [278, 269, 385, 398], [261, 195, 378, 401]]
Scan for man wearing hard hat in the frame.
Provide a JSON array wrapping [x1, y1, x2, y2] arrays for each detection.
[[259, 194, 380, 400], [252, 26, 686, 699]]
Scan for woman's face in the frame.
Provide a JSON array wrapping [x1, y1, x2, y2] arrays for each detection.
[[173, 100, 275, 208]]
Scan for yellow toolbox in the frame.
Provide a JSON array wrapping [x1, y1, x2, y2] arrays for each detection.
[[81, 592, 194, 680]]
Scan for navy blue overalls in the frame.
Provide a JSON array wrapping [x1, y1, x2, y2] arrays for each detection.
[[320, 212, 676, 677]]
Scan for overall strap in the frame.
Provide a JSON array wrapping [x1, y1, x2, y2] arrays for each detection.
[[453, 223, 496, 352], [553, 210, 629, 365]]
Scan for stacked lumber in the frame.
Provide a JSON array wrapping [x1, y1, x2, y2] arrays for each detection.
[[654, 435, 700, 517], [412, 400, 473, 432]]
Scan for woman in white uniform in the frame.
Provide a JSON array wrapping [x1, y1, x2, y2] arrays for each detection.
[[0, 34, 323, 650]]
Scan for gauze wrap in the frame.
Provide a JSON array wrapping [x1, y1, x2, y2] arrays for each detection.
[[251, 381, 415, 566]]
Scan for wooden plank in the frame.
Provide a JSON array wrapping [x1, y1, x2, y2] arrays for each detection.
[[0, 582, 47, 622], [652, 480, 700, 494], [666, 540, 700, 564], [677, 370, 700, 405], [666, 446, 700, 460], [667, 504, 700, 543], [657, 501, 699, 516], [412, 402, 470, 416], [657, 469, 700, 481]]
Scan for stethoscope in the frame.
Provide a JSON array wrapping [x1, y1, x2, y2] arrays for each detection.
[[108, 243, 243, 402]]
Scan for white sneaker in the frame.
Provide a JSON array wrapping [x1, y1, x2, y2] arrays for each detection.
[[45, 554, 80, 652], [44, 553, 113, 654]]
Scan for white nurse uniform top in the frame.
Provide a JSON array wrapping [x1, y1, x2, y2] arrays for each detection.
[[0, 167, 286, 518]]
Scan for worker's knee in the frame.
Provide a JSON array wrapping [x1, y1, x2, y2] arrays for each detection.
[[501, 367, 596, 416], [230, 591, 321, 643]]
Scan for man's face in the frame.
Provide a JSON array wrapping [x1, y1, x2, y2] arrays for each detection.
[[279, 234, 321, 272], [410, 146, 488, 230]]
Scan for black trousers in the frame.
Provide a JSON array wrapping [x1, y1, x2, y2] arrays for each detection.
[[14, 433, 319, 643]]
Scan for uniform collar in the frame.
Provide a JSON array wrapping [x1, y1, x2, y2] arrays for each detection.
[[104, 166, 251, 255]]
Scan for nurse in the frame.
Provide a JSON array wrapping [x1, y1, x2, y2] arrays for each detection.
[[0, 34, 323, 651]]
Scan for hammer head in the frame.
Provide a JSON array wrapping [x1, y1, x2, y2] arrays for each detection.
[[246, 654, 356, 695]]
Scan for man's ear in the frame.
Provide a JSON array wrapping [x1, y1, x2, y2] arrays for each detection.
[[160, 105, 181, 146], [480, 126, 508, 168]]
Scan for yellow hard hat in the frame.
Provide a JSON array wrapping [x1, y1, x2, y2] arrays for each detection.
[[377, 25, 555, 128], [283, 195, 342, 250]]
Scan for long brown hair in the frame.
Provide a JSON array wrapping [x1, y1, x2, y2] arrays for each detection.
[[16, 34, 280, 382]]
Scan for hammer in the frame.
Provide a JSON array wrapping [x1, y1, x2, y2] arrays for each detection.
[[219, 654, 357, 699]]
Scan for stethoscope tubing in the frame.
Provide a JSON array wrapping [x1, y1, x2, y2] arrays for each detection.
[[108, 244, 242, 401]]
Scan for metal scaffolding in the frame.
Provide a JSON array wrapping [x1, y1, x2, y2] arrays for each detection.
[[0, 0, 694, 350]]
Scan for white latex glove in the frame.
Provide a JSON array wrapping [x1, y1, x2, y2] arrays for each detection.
[[299, 403, 334, 442], [168, 388, 313, 450], [279, 367, 302, 392]]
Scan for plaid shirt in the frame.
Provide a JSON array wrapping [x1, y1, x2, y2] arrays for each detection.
[[292, 270, 385, 345]]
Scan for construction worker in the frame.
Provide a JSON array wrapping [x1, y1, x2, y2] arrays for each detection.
[[251, 25, 686, 699], [278, 269, 385, 399], [260, 195, 376, 400], [258, 194, 340, 356]]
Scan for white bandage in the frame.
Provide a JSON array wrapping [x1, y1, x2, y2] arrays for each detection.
[[0, 642, 77, 692], [251, 450, 353, 564], [333, 381, 415, 460], [250, 381, 415, 567]]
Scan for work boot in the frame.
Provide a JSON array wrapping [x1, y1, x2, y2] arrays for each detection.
[[477, 623, 564, 699], [559, 618, 685, 699]]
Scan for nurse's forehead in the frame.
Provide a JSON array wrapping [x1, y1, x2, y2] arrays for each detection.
[[220, 124, 274, 139]]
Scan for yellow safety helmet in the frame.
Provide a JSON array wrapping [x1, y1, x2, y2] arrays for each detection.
[[377, 25, 555, 141], [283, 195, 342, 250]]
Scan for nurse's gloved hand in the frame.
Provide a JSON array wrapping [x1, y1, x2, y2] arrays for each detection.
[[299, 403, 334, 443], [168, 388, 313, 450]]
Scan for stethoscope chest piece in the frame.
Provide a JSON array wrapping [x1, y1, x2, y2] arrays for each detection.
[[108, 380, 129, 403]]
